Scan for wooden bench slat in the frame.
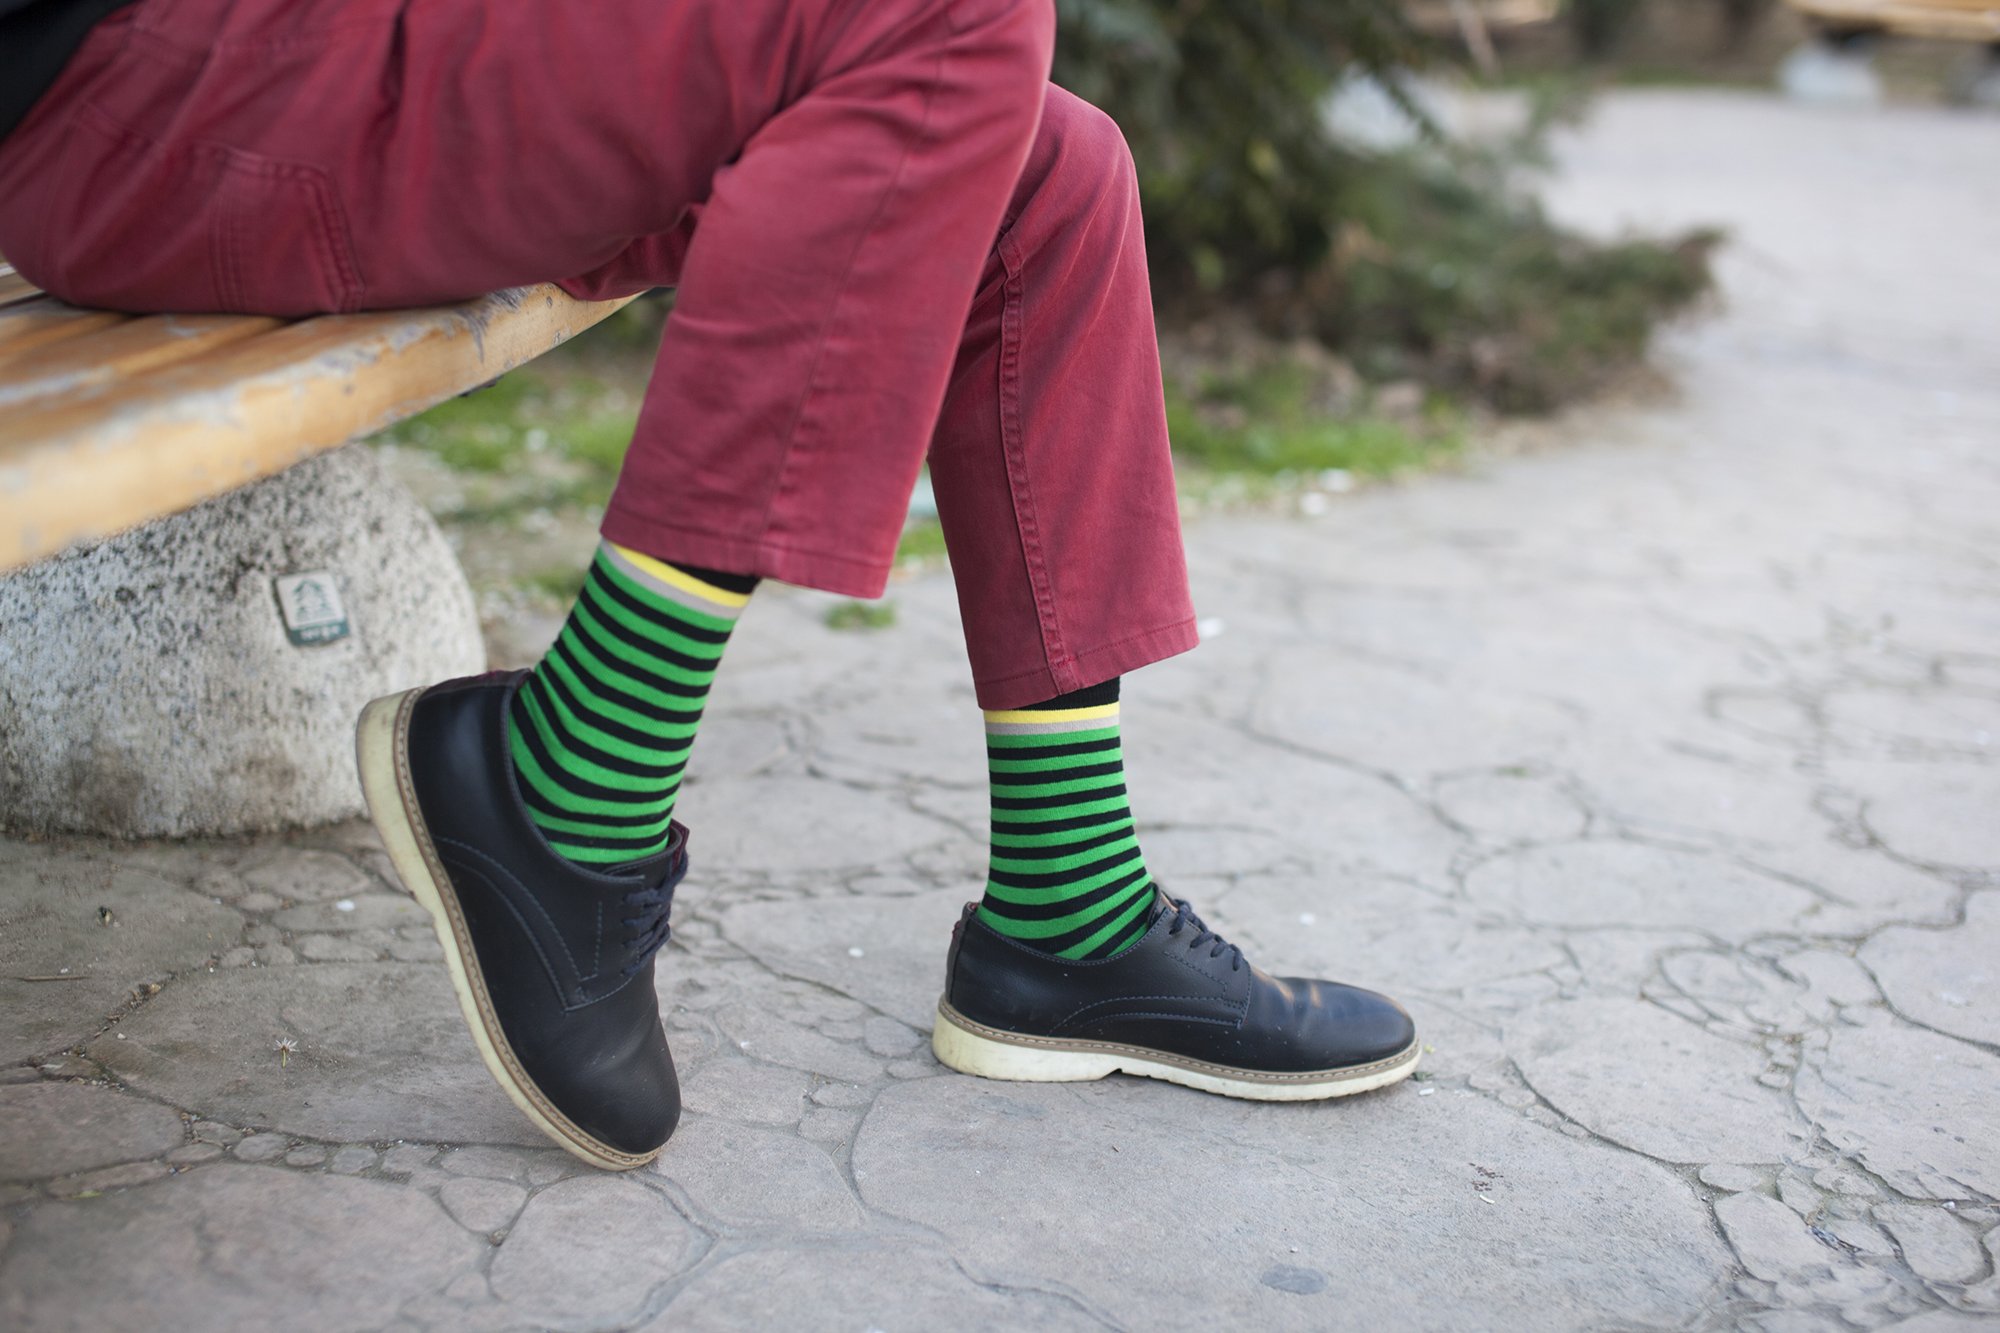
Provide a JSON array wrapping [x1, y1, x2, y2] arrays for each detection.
[[0, 302, 129, 360], [0, 268, 40, 309], [0, 313, 282, 410], [1788, 0, 2000, 37], [1, 284, 639, 571]]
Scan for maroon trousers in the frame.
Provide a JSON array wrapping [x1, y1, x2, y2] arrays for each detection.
[[0, 0, 1198, 707]]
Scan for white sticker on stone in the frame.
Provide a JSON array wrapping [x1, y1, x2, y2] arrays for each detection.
[[273, 572, 351, 647]]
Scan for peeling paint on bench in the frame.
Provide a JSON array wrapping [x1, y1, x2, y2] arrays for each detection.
[[0, 271, 640, 571]]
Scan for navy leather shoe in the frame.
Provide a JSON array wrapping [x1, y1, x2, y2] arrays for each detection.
[[933, 892, 1419, 1100], [356, 672, 682, 1169]]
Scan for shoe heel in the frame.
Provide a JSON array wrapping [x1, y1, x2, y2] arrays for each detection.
[[355, 691, 428, 897], [355, 689, 468, 1012], [931, 1000, 1121, 1084]]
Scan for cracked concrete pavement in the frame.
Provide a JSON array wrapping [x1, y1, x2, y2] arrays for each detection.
[[3, 90, 1998, 1331]]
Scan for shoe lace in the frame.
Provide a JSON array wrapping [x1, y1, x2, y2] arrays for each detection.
[[619, 875, 678, 976], [1163, 896, 1244, 971]]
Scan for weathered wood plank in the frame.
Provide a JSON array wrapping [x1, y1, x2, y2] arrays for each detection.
[[1788, 0, 2000, 38], [0, 313, 281, 410], [0, 285, 640, 571], [0, 301, 128, 360], [1405, 0, 1558, 34]]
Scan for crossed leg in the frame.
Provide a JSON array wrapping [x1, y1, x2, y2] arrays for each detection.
[[0, 0, 1414, 1172]]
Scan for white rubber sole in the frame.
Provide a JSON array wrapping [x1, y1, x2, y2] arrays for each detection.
[[932, 997, 1421, 1102], [355, 689, 658, 1172]]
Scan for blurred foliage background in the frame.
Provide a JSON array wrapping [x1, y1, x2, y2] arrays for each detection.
[[1056, 0, 1429, 298], [1053, 0, 1715, 411]]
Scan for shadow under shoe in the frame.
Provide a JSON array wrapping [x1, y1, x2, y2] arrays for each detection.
[[356, 671, 682, 1169], [934, 891, 1419, 1101]]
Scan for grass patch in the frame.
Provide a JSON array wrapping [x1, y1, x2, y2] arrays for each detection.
[[519, 566, 588, 603], [895, 517, 949, 566], [1165, 364, 1461, 479], [825, 600, 898, 631], [382, 370, 639, 499]]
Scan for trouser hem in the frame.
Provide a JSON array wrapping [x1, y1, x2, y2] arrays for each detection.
[[600, 505, 893, 599], [972, 614, 1200, 710]]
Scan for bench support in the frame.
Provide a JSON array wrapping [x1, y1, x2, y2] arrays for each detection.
[[0, 445, 484, 837]]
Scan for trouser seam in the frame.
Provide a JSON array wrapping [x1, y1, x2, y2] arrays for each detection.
[[996, 223, 1072, 692]]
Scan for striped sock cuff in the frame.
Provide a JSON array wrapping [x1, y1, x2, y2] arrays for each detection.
[[602, 543, 752, 621], [982, 700, 1121, 737]]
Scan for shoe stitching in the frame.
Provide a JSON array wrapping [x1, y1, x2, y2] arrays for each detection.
[[1054, 993, 1244, 1032], [1162, 941, 1241, 993], [435, 837, 581, 975], [435, 846, 576, 1006], [1068, 1011, 1241, 1030], [434, 837, 646, 1010]]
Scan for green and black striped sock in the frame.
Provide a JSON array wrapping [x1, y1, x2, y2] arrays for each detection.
[[975, 679, 1159, 960], [508, 542, 753, 867]]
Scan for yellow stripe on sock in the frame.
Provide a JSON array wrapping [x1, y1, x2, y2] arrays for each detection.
[[982, 702, 1121, 726], [609, 543, 752, 608]]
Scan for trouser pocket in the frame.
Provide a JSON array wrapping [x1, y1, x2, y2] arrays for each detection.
[[44, 101, 361, 315]]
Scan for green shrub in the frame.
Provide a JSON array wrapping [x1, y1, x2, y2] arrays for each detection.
[[1056, 0, 1716, 409], [1316, 150, 1718, 410], [1165, 365, 1459, 477], [1055, 0, 1430, 296]]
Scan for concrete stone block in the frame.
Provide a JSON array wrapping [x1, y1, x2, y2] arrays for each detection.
[[639, 1244, 1098, 1331], [0, 1165, 480, 1328], [438, 1177, 527, 1234], [89, 963, 544, 1148], [1861, 893, 2000, 1047], [0, 1083, 184, 1183], [1874, 1204, 1986, 1285], [0, 845, 242, 1066], [1716, 1191, 1842, 1283], [852, 1074, 1729, 1329], [489, 1177, 695, 1326], [0, 446, 482, 837], [1798, 1027, 2000, 1201], [678, 1059, 811, 1126], [1466, 841, 1817, 937], [655, 1118, 862, 1232]]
